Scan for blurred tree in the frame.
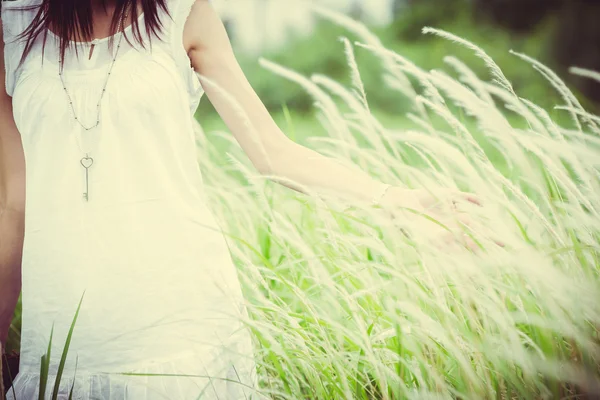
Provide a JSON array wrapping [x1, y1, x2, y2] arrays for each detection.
[[552, 0, 600, 103], [473, 0, 600, 103], [196, 0, 597, 118], [391, 0, 467, 41], [473, 0, 561, 33]]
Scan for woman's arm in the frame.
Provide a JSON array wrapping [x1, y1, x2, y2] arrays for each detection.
[[181, 0, 401, 208], [0, 18, 25, 349], [180, 1, 503, 251]]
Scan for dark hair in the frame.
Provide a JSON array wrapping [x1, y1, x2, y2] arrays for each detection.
[[3, 0, 172, 71]]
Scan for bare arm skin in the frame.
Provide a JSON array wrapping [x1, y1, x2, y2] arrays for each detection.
[[178, 2, 503, 252], [0, 17, 25, 350], [181, 0, 395, 207]]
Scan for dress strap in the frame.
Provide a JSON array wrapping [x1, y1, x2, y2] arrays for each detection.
[[2, 0, 41, 97], [167, 0, 213, 114]]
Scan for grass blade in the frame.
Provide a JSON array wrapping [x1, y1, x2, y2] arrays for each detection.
[[38, 323, 54, 400], [51, 291, 85, 400]]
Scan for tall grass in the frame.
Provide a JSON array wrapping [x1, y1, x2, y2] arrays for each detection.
[[4, 9, 600, 400], [197, 10, 600, 399]]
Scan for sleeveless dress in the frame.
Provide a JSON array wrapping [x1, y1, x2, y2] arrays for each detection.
[[2, 0, 259, 398]]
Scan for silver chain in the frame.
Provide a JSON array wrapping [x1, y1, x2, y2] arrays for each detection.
[[58, 6, 130, 201], [59, 7, 129, 134]]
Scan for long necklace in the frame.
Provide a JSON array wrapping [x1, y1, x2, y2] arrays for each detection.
[[58, 6, 130, 202]]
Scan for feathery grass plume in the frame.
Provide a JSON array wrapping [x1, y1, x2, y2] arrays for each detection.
[[452, 77, 598, 216], [320, 41, 406, 170], [510, 51, 600, 135], [422, 27, 518, 98], [519, 99, 597, 195], [310, 3, 415, 98], [360, 52, 455, 155], [475, 80, 548, 135], [309, 73, 400, 171], [425, 69, 533, 174], [399, 123, 489, 189], [258, 58, 354, 152], [510, 132, 598, 215], [380, 71, 417, 106], [402, 141, 454, 188], [558, 127, 600, 150], [353, 41, 444, 136], [355, 42, 446, 109], [570, 66, 600, 83], [243, 21, 596, 388], [442, 55, 495, 106], [340, 37, 370, 113], [518, 97, 565, 141], [222, 151, 275, 215], [413, 94, 489, 165], [555, 106, 600, 127]]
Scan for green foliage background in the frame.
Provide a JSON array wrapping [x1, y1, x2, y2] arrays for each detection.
[[197, 0, 598, 127]]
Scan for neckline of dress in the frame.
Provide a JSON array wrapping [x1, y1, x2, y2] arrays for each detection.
[[47, 10, 145, 45]]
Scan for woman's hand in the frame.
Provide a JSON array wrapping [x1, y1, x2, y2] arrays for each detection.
[[379, 186, 504, 251]]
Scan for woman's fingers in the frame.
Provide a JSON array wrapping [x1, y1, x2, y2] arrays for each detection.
[[406, 187, 508, 251], [492, 237, 506, 248], [456, 190, 483, 207]]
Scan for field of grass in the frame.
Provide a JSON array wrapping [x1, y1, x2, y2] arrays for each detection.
[[3, 8, 600, 400]]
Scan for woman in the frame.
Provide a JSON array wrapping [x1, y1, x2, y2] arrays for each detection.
[[0, 0, 487, 398]]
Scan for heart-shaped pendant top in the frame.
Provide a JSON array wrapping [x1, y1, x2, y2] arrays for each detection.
[[80, 156, 94, 169]]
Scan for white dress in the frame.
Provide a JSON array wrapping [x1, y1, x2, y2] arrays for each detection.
[[2, 0, 259, 398]]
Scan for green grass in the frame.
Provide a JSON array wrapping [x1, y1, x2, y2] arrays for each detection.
[[4, 12, 600, 400]]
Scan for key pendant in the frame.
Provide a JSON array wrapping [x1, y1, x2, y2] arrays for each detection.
[[80, 155, 94, 201]]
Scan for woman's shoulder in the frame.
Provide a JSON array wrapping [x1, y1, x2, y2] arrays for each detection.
[[2, 0, 42, 37], [2, 0, 41, 97], [165, 0, 213, 17], [2, 0, 42, 11]]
